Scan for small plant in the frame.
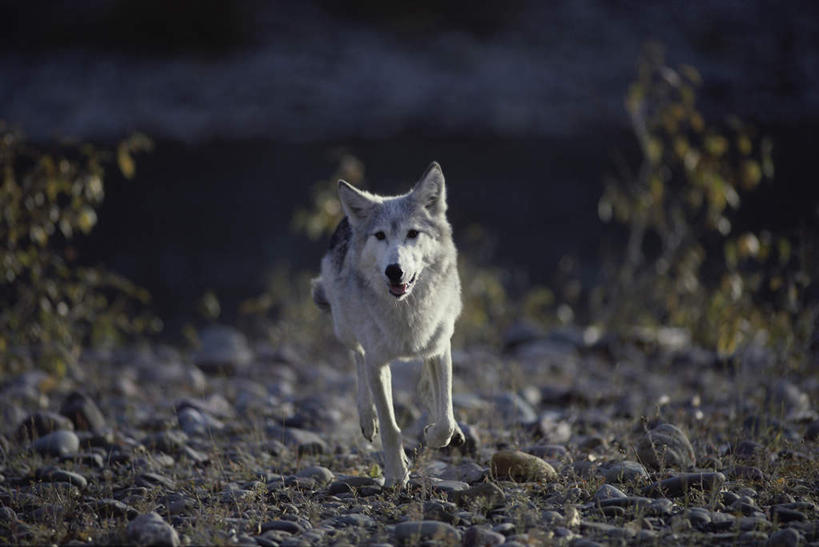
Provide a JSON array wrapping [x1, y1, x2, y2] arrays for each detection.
[[0, 125, 157, 375], [597, 45, 816, 365]]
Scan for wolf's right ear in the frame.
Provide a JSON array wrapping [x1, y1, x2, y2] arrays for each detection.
[[338, 180, 376, 225]]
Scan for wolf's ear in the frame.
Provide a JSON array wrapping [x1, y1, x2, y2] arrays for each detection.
[[338, 180, 376, 225], [412, 162, 446, 216]]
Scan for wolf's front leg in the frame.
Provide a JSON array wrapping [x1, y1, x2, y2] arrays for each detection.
[[367, 362, 409, 488], [353, 349, 378, 442], [423, 343, 465, 448]]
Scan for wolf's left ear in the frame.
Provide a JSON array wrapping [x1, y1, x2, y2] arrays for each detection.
[[338, 179, 376, 225], [412, 162, 447, 216]]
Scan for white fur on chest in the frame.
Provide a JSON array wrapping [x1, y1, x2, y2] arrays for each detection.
[[324, 256, 460, 362]]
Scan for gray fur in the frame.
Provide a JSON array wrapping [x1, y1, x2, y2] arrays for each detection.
[[311, 162, 464, 488]]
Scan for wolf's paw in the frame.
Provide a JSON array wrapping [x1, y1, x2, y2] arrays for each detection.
[[359, 406, 378, 442], [383, 465, 410, 489], [450, 423, 466, 447], [423, 421, 457, 449]]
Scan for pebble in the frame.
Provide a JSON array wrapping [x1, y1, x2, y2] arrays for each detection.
[[493, 392, 537, 424], [490, 450, 557, 482], [295, 466, 334, 486], [327, 476, 383, 495], [440, 461, 487, 484], [127, 512, 180, 547], [449, 482, 506, 508], [16, 412, 74, 441], [335, 513, 376, 527], [60, 391, 106, 432], [593, 484, 627, 501], [143, 430, 189, 454], [94, 498, 138, 519], [463, 525, 505, 546], [805, 419, 819, 441], [644, 472, 725, 498], [602, 460, 649, 483], [768, 380, 812, 419], [393, 521, 460, 544], [771, 506, 806, 523], [32, 430, 79, 457], [136, 472, 176, 490], [177, 407, 224, 436], [732, 465, 765, 481], [266, 425, 327, 455], [636, 423, 696, 470], [524, 444, 570, 461], [261, 520, 304, 534], [35, 466, 87, 489], [767, 527, 802, 547], [422, 501, 458, 524], [193, 325, 253, 375]]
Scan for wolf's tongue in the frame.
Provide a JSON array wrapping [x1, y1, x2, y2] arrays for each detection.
[[390, 283, 407, 296]]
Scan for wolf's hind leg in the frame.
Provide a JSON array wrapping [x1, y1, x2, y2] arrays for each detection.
[[423, 344, 465, 448], [354, 349, 378, 442], [368, 361, 409, 488]]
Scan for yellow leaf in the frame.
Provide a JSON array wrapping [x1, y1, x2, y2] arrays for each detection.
[[77, 207, 97, 234], [117, 144, 135, 179]]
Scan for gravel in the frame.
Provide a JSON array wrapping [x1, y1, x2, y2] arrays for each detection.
[[0, 328, 815, 545]]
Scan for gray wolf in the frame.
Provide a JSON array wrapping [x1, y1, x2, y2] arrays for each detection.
[[311, 162, 465, 487]]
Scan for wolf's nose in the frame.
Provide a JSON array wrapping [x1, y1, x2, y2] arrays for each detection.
[[385, 264, 403, 283]]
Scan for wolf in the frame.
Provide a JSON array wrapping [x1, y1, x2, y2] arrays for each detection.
[[311, 162, 465, 488]]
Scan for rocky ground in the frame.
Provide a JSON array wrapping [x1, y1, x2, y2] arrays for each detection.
[[1, 324, 817, 546]]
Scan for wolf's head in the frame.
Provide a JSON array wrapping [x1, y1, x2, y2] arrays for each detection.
[[338, 162, 451, 301]]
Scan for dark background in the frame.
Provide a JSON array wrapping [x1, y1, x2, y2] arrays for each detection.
[[2, 0, 817, 328]]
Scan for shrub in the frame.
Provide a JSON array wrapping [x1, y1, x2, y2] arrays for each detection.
[[0, 125, 158, 374], [597, 45, 816, 365]]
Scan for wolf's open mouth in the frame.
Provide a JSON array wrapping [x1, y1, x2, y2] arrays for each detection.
[[389, 274, 416, 297]]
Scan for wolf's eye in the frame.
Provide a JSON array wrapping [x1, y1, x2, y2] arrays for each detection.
[[407, 229, 419, 239], [374, 231, 386, 241]]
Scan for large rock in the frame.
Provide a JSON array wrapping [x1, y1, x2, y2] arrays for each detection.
[[490, 450, 557, 482], [636, 423, 695, 470], [193, 325, 252, 375], [126, 512, 180, 547], [60, 391, 106, 432]]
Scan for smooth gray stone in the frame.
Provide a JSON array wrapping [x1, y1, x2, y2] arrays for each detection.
[[261, 520, 303, 534], [126, 512, 180, 547], [266, 425, 327, 456], [32, 430, 79, 457], [327, 476, 383, 495], [334, 513, 376, 527], [593, 484, 627, 501], [35, 466, 87, 489], [644, 472, 725, 498], [60, 391, 106, 432], [766, 528, 801, 547], [463, 526, 505, 546], [393, 521, 460, 544], [94, 498, 138, 519], [295, 465, 334, 486], [448, 482, 505, 508], [636, 423, 695, 470], [603, 460, 649, 483], [16, 412, 73, 441]]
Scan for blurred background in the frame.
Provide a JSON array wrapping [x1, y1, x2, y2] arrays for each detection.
[[1, 0, 818, 367]]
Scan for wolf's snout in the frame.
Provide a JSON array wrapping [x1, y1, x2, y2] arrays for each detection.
[[385, 264, 403, 283]]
